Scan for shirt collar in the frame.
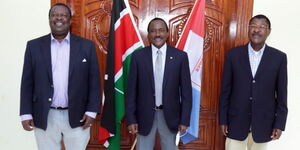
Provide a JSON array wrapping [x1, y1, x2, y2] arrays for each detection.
[[151, 43, 167, 55], [248, 43, 265, 55], [51, 32, 70, 43]]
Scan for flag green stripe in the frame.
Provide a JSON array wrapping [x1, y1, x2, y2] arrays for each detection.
[[108, 123, 121, 149], [108, 46, 142, 150], [115, 46, 142, 121]]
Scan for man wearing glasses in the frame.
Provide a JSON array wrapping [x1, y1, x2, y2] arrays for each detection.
[[219, 14, 288, 150]]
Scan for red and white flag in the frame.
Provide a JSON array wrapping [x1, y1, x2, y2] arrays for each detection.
[[176, 0, 205, 144]]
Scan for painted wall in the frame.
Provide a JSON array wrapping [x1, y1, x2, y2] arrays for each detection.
[[253, 0, 300, 149], [0, 0, 49, 149], [0, 0, 299, 149]]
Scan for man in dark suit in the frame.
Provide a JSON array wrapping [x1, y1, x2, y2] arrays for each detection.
[[219, 14, 288, 150], [20, 3, 101, 150], [125, 18, 192, 150]]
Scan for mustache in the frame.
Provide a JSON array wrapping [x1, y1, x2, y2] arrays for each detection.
[[251, 33, 261, 37], [154, 36, 162, 40]]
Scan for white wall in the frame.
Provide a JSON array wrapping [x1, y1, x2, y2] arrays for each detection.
[[253, 0, 300, 149], [0, 0, 299, 150], [0, 0, 49, 149]]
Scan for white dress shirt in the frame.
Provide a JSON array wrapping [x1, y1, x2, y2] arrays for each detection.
[[248, 43, 265, 77], [152, 43, 167, 77]]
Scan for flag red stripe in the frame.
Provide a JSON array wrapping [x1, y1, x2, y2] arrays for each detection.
[[176, 0, 205, 50], [114, 13, 140, 74], [98, 126, 111, 145]]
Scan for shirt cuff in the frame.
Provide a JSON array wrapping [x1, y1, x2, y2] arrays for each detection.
[[85, 112, 97, 119], [20, 114, 33, 121]]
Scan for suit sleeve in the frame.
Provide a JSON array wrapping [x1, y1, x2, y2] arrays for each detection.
[[87, 42, 101, 113], [274, 54, 288, 130], [218, 51, 233, 125], [179, 52, 192, 126], [125, 52, 138, 126], [20, 41, 34, 116]]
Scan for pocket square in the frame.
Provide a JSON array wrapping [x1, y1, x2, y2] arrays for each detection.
[[82, 58, 87, 62]]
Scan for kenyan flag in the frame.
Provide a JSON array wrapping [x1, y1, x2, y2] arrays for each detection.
[[98, 0, 144, 149]]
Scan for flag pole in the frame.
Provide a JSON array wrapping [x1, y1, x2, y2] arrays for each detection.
[[130, 137, 137, 150]]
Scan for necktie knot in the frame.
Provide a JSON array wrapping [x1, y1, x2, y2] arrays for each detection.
[[157, 49, 162, 55]]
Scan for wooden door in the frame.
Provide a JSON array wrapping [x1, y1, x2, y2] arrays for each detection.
[[51, 0, 253, 149]]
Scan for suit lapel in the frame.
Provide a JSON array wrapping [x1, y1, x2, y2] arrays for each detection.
[[145, 47, 155, 91], [163, 46, 172, 89], [40, 34, 53, 84], [240, 44, 253, 79], [254, 45, 270, 79], [69, 34, 80, 80]]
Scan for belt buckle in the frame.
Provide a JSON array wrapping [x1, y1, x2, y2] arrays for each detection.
[[50, 106, 68, 110], [154, 105, 163, 110]]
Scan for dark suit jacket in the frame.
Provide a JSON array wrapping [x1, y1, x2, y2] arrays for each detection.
[[20, 33, 101, 130], [126, 45, 192, 136], [219, 44, 288, 143]]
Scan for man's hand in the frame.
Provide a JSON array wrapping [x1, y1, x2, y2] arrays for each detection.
[[22, 120, 35, 131], [271, 128, 282, 140], [221, 125, 228, 136], [127, 124, 138, 134], [178, 125, 188, 134], [80, 114, 95, 129]]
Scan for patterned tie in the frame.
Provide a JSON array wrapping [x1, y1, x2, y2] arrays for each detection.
[[154, 49, 163, 106]]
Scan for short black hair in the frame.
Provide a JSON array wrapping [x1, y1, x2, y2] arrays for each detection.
[[147, 17, 169, 32], [48, 3, 72, 18], [249, 14, 271, 29]]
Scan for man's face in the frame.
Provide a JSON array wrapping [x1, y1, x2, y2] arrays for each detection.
[[147, 20, 169, 49], [248, 18, 270, 47], [49, 5, 71, 37]]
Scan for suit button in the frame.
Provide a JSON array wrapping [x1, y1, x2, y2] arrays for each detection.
[[48, 98, 52, 102], [252, 80, 256, 83], [248, 113, 251, 115], [249, 97, 253, 100], [51, 84, 54, 88]]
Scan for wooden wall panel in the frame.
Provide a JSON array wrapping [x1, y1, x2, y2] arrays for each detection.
[[51, 0, 253, 149]]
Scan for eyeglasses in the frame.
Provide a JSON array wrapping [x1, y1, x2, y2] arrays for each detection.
[[50, 13, 69, 18], [249, 25, 269, 30]]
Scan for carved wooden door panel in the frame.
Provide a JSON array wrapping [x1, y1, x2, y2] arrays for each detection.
[[51, 0, 253, 149]]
